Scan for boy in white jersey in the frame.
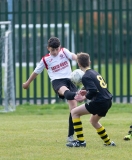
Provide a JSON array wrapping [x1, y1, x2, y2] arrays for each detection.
[[22, 37, 78, 143]]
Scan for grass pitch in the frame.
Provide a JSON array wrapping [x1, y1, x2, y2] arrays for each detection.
[[0, 103, 132, 160]]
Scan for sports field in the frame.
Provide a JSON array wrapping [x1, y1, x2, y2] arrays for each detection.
[[0, 103, 131, 160]]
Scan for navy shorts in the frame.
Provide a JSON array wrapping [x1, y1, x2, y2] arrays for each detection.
[[85, 99, 112, 117], [52, 78, 78, 99]]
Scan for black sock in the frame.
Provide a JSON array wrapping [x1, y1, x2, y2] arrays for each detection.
[[68, 113, 74, 137]]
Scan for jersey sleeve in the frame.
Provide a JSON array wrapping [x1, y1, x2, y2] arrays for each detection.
[[34, 59, 45, 74], [63, 48, 74, 60], [82, 76, 98, 100]]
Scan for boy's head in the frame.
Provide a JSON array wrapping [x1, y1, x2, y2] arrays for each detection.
[[48, 37, 60, 48], [47, 37, 61, 56], [77, 52, 91, 68]]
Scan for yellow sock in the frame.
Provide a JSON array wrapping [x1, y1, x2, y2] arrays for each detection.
[[96, 126, 111, 145], [73, 118, 85, 142]]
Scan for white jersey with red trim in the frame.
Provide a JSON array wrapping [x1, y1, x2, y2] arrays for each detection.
[[34, 48, 75, 81]]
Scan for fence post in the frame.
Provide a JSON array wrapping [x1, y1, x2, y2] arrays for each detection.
[[18, 0, 22, 104]]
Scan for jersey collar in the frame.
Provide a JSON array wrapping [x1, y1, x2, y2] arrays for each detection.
[[85, 68, 91, 72]]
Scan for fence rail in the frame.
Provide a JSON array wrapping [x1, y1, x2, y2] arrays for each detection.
[[0, 0, 132, 104]]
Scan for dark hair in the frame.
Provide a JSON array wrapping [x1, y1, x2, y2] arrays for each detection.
[[48, 37, 60, 48], [77, 52, 90, 68]]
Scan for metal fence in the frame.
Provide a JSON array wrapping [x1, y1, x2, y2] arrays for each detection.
[[0, 0, 132, 104]]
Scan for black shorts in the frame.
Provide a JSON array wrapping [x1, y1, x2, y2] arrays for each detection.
[[85, 99, 112, 117], [52, 78, 78, 99]]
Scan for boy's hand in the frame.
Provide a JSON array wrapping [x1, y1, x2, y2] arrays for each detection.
[[22, 82, 29, 89], [74, 93, 85, 102], [79, 90, 87, 96]]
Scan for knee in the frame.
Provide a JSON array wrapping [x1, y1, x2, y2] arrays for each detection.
[[71, 109, 74, 117], [89, 119, 95, 126], [64, 90, 76, 100], [89, 119, 93, 125], [71, 108, 78, 118], [90, 119, 99, 128]]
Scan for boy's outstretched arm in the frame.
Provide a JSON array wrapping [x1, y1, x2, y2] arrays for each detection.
[[22, 72, 38, 89], [72, 53, 77, 61]]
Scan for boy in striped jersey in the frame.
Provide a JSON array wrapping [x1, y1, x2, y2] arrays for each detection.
[[66, 52, 116, 147]]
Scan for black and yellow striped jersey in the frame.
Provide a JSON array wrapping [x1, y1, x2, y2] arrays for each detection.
[[82, 69, 112, 102]]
